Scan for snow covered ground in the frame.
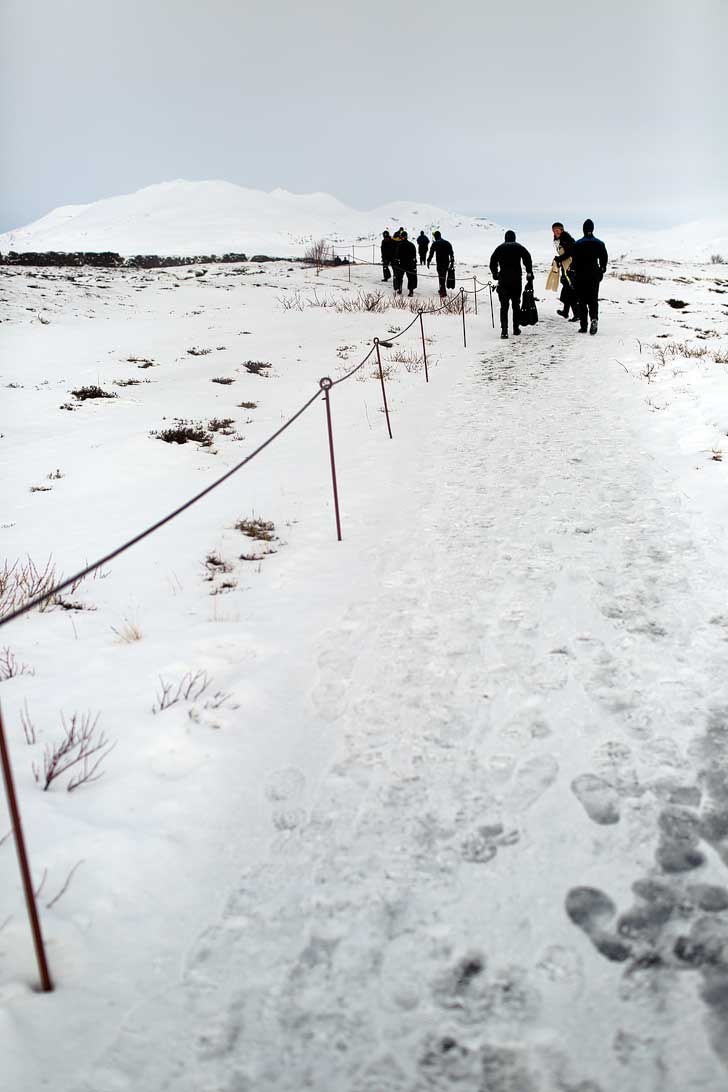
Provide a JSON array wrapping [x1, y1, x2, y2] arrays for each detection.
[[2, 250, 728, 1091]]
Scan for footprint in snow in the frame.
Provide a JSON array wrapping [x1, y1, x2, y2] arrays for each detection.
[[571, 773, 621, 824], [565, 886, 632, 963], [506, 753, 559, 812], [264, 765, 305, 803]]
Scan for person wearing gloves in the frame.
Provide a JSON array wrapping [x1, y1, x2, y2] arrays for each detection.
[[427, 230, 455, 298], [570, 219, 609, 335], [549, 222, 579, 320], [489, 230, 533, 339]]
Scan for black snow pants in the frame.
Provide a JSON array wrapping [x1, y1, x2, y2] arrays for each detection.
[[560, 277, 579, 317], [436, 264, 449, 296], [418, 245, 428, 266], [382, 260, 392, 281], [394, 268, 417, 294], [497, 281, 522, 332], [577, 279, 600, 329]]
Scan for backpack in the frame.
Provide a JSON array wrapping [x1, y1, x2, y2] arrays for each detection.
[[520, 282, 538, 326]]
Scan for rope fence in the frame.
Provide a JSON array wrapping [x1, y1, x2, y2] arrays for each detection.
[[0, 245, 496, 992]]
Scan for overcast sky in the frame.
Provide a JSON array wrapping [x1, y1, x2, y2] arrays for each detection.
[[1, 0, 726, 234]]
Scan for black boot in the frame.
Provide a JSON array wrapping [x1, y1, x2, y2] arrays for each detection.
[[500, 331, 508, 339]]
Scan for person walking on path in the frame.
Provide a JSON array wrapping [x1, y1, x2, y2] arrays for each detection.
[[489, 230, 533, 339], [427, 230, 455, 298], [381, 230, 395, 282], [393, 230, 418, 296], [570, 219, 608, 335], [551, 222, 579, 320], [417, 231, 430, 266]]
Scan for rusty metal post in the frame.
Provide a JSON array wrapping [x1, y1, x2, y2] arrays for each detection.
[[460, 287, 467, 348], [473, 275, 478, 315], [0, 700, 53, 992], [319, 378, 342, 541], [419, 311, 429, 383], [374, 338, 393, 438], [489, 283, 495, 329], [348, 259, 351, 283]]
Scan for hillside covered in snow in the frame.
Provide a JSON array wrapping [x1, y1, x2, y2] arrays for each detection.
[[2, 179, 726, 264], [0, 180, 501, 262]]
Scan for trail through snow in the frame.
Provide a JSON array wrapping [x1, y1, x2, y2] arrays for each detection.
[[65, 318, 728, 1090]]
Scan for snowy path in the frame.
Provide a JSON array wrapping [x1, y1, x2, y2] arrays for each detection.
[[70, 323, 728, 1091]]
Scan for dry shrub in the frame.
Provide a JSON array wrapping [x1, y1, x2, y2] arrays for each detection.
[[32, 710, 114, 792], [0, 557, 67, 620]]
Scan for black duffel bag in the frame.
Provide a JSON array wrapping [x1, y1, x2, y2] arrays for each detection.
[[520, 282, 538, 326], [446, 265, 455, 290]]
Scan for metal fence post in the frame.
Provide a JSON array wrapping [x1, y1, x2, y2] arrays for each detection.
[[473, 275, 478, 315], [489, 284, 495, 329], [419, 311, 429, 383], [0, 700, 53, 992], [374, 338, 393, 438], [319, 378, 342, 541], [460, 287, 467, 348]]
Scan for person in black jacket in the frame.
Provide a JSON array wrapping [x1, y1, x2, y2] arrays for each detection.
[[552, 222, 579, 320], [416, 231, 429, 266], [381, 230, 394, 282], [570, 219, 608, 335], [427, 230, 455, 298], [489, 230, 533, 338], [393, 230, 418, 296]]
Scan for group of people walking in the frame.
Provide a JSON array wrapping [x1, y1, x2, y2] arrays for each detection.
[[381, 228, 455, 299], [379, 218, 608, 337], [488, 220, 608, 338]]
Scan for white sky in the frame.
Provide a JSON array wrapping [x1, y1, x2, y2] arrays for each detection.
[[1, 0, 726, 233]]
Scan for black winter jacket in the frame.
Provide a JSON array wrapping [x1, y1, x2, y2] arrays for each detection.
[[555, 230, 576, 264], [395, 239, 417, 273], [570, 233, 608, 281], [428, 238, 454, 269], [489, 241, 533, 285], [381, 236, 395, 262]]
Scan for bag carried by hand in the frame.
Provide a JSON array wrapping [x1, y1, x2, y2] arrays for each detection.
[[520, 283, 538, 326], [446, 265, 455, 290]]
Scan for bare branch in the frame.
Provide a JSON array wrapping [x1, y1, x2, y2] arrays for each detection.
[[46, 859, 85, 909]]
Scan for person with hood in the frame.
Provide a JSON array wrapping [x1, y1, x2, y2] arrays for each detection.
[[570, 219, 608, 335], [393, 230, 418, 296], [551, 222, 579, 320], [427, 230, 455, 298], [381, 230, 394, 282], [489, 230, 533, 338], [416, 231, 430, 266]]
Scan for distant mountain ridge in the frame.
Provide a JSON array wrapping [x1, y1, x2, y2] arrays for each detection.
[[0, 180, 502, 261], [1, 180, 725, 262]]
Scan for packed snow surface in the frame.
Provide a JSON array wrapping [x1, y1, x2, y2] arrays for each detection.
[[1, 179, 727, 261], [1, 247, 728, 1091]]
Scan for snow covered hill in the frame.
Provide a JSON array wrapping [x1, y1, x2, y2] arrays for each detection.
[[2, 180, 726, 264], [0, 180, 502, 262]]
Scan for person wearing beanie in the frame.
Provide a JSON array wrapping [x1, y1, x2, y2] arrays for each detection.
[[381, 230, 395, 282], [427, 230, 455, 298], [489, 229, 534, 338], [392, 230, 418, 296], [550, 222, 579, 320], [570, 218, 609, 335], [416, 231, 430, 267]]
